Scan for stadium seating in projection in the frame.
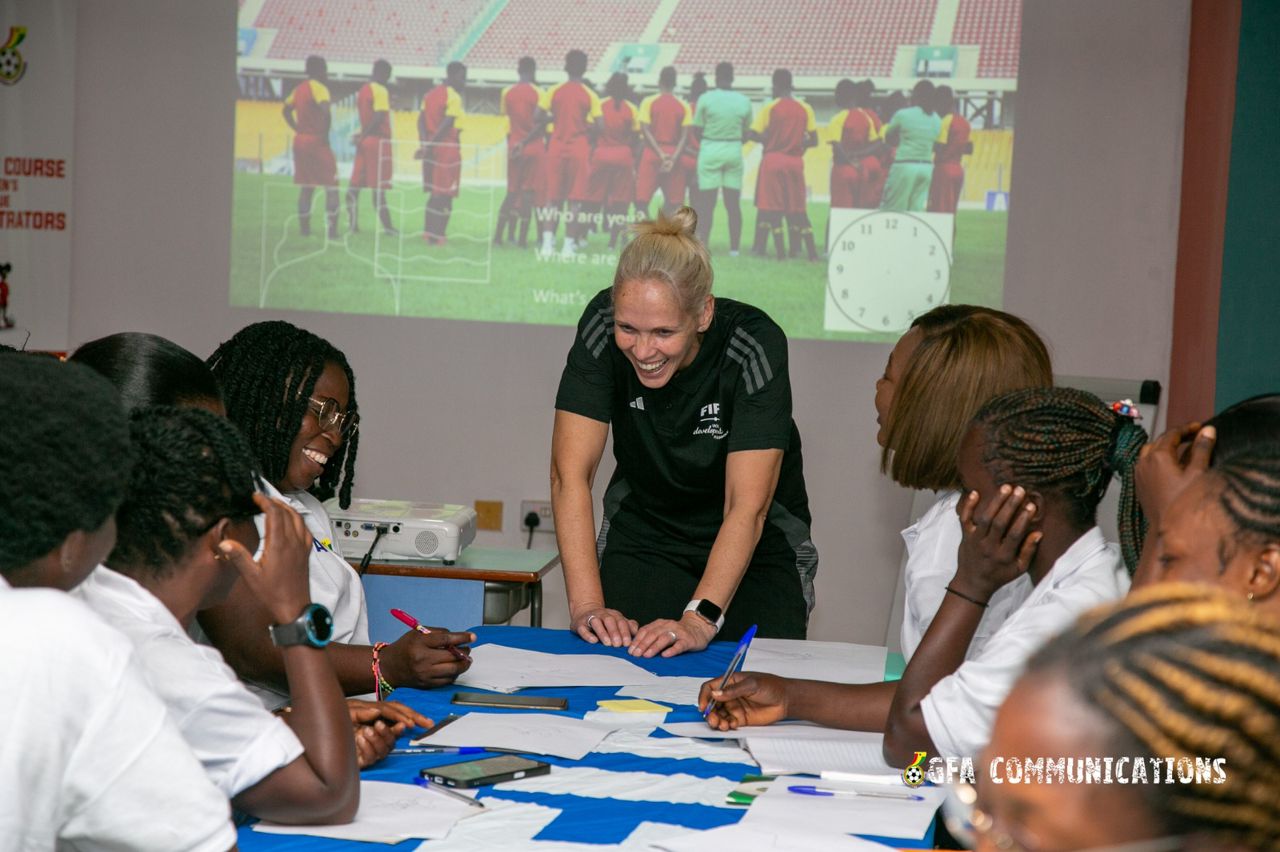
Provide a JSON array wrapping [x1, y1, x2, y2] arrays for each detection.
[[232, 0, 1020, 341]]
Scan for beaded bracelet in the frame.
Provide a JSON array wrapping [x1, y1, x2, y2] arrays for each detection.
[[371, 641, 394, 699], [945, 585, 989, 608]]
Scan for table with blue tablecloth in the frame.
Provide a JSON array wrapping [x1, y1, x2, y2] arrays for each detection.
[[237, 626, 934, 850]]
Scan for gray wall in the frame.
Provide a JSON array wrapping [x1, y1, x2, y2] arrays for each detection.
[[69, 0, 1189, 643]]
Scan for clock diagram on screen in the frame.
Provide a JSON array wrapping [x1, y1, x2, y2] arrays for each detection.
[[824, 210, 954, 334]]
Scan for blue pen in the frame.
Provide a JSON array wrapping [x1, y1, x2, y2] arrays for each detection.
[[788, 784, 924, 802], [412, 776, 486, 809], [702, 623, 758, 720], [391, 746, 485, 755]]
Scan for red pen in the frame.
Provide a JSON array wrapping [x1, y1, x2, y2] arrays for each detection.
[[390, 608, 470, 661]]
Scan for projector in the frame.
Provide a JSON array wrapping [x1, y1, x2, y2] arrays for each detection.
[[324, 498, 477, 564]]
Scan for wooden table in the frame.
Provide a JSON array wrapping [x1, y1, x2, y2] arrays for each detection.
[[355, 547, 560, 629]]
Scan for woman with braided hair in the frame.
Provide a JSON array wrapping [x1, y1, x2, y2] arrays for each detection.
[[73, 406, 363, 824], [0, 354, 237, 849], [700, 386, 1138, 766], [200, 320, 473, 710], [1145, 444, 1280, 616], [977, 583, 1280, 850]]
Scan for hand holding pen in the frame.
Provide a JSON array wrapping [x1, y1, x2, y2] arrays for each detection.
[[376, 611, 475, 690], [699, 624, 758, 723], [391, 608, 471, 662]]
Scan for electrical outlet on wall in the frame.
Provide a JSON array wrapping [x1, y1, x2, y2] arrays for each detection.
[[520, 500, 555, 533]]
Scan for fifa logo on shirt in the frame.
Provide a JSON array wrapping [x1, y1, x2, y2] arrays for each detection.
[[0, 27, 27, 86], [694, 401, 728, 440]]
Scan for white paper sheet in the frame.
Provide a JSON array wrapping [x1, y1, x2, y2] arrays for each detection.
[[742, 639, 888, 685], [650, 822, 897, 851], [494, 765, 740, 808], [411, 711, 613, 760], [593, 729, 755, 765], [253, 780, 478, 843], [412, 799, 561, 851], [455, 645, 661, 692], [659, 720, 865, 741], [745, 732, 898, 776], [738, 776, 946, 841], [581, 709, 667, 729], [614, 676, 708, 706]]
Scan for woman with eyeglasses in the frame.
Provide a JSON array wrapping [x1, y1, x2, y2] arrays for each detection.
[[200, 321, 474, 709], [970, 583, 1279, 851]]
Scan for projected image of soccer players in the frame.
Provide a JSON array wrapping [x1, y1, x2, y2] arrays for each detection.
[[418, 61, 467, 245], [283, 55, 339, 239], [748, 69, 818, 261], [691, 62, 751, 256], [881, 80, 941, 213], [636, 66, 692, 220], [345, 59, 396, 236], [496, 57, 543, 248]]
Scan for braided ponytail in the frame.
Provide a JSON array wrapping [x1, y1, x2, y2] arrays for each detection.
[[974, 386, 1148, 573]]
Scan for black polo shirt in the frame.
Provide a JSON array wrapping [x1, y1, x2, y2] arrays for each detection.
[[556, 288, 812, 558]]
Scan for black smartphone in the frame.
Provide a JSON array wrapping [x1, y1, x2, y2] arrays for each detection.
[[451, 691, 568, 711], [420, 755, 552, 788]]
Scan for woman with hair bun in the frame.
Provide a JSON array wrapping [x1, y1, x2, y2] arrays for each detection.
[[552, 205, 815, 657]]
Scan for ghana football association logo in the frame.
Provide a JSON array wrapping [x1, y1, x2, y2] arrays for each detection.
[[0, 27, 28, 86], [902, 750, 928, 787]]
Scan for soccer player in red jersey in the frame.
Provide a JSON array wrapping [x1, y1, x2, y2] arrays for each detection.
[[345, 59, 396, 236], [526, 49, 601, 257], [829, 79, 884, 211], [418, 61, 467, 245], [282, 55, 339, 239], [749, 69, 818, 261], [586, 72, 641, 248], [496, 56, 543, 247], [928, 85, 973, 214], [636, 65, 691, 219]]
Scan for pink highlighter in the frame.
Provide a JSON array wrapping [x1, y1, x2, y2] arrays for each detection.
[[390, 608, 470, 662]]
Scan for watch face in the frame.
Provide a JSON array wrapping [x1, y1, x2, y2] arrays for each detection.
[[696, 599, 723, 622], [307, 604, 335, 644], [824, 210, 954, 334]]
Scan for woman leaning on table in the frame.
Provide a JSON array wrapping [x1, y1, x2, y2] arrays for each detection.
[[551, 205, 816, 657]]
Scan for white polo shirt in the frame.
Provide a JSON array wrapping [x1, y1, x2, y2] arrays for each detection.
[[0, 579, 235, 851], [74, 566, 305, 798], [899, 491, 1033, 661], [920, 526, 1129, 758], [249, 478, 372, 709]]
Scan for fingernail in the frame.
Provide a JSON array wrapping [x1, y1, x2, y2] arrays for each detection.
[[1201, 426, 1216, 439], [1025, 503, 1036, 513], [1000, 484, 1012, 495], [1013, 486, 1024, 497], [217, 541, 233, 553], [970, 491, 979, 500]]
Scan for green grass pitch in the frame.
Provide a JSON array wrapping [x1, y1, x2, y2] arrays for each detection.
[[230, 171, 1006, 342]]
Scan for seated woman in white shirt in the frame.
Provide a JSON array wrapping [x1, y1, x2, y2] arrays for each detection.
[[0, 353, 235, 850], [977, 584, 1280, 850], [201, 321, 474, 708], [76, 405, 361, 823], [875, 305, 1052, 664], [701, 387, 1142, 765]]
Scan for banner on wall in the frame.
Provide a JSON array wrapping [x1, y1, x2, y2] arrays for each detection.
[[0, 0, 74, 351]]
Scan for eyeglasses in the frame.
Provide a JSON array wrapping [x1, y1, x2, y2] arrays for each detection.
[[307, 396, 359, 437]]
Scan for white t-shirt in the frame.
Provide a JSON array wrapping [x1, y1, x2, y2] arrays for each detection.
[[920, 526, 1129, 758], [0, 580, 235, 851], [249, 479, 371, 709], [74, 566, 305, 798], [899, 491, 1033, 661]]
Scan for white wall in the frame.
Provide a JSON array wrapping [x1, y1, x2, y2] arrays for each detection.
[[67, 0, 1188, 643]]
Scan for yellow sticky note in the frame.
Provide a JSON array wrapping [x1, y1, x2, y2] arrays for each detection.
[[597, 699, 671, 713]]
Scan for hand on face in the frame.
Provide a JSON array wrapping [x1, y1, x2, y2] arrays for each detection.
[[954, 485, 1042, 602], [216, 493, 312, 625], [1135, 422, 1215, 523]]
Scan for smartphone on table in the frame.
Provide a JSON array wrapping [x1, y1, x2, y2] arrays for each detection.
[[420, 755, 552, 788], [451, 691, 568, 711]]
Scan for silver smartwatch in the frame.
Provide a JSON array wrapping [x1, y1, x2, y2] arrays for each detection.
[[268, 603, 334, 649], [684, 599, 725, 633]]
